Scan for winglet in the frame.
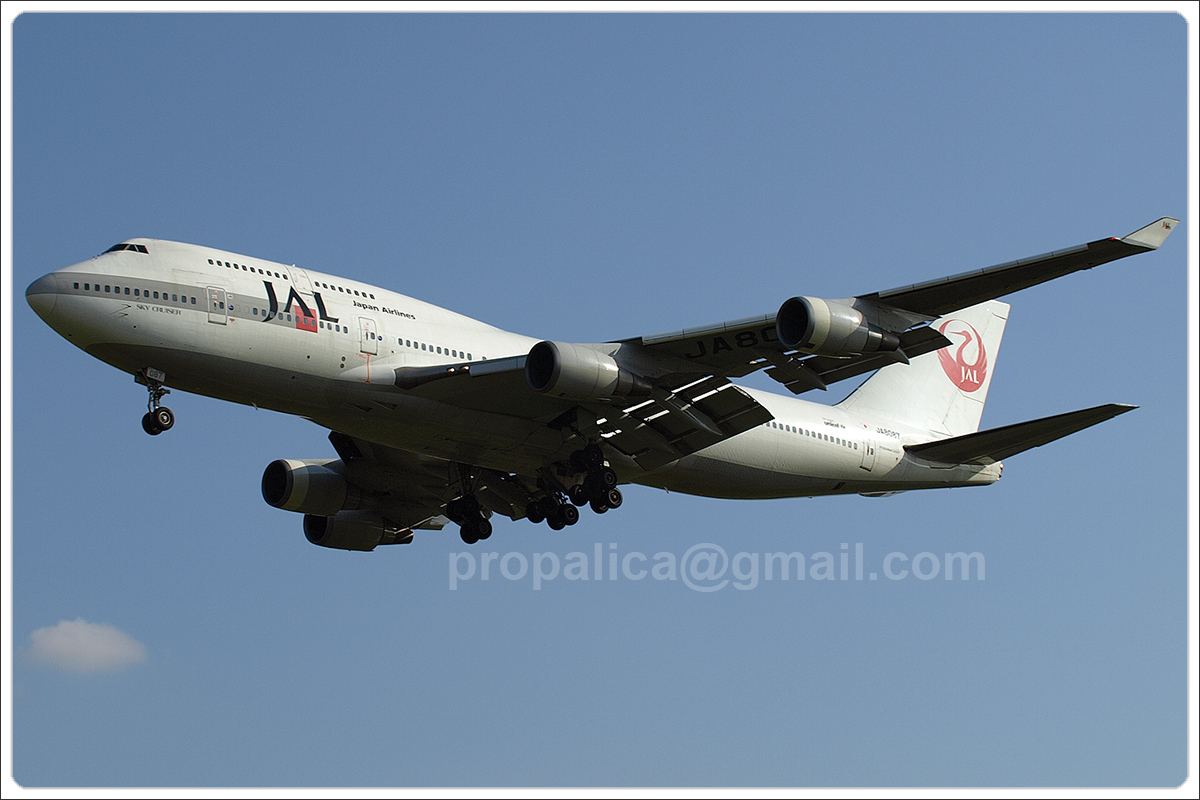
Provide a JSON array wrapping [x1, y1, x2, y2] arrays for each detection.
[[1121, 217, 1179, 249]]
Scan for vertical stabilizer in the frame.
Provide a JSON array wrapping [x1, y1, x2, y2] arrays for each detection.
[[837, 300, 1009, 436]]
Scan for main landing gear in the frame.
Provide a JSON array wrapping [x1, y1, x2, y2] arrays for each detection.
[[136, 368, 174, 436], [526, 443, 623, 531], [448, 443, 624, 544], [446, 494, 493, 545]]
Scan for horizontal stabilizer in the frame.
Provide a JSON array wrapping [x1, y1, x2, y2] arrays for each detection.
[[904, 403, 1136, 465]]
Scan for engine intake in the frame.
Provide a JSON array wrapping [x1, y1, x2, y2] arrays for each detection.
[[776, 296, 901, 356], [525, 341, 651, 401], [262, 459, 373, 516]]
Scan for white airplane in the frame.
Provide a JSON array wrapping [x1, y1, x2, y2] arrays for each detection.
[[26, 217, 1178, 549]]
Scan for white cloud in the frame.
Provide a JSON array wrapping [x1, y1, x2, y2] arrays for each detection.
[[25, 618, 147, 674]]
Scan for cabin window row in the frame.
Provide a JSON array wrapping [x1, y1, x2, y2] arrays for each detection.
[[398, 339, 471, 361], [209, 258, 287, 281], [316, 280, 375, 300], [769, 421, 857, 449], [75, 282, 196, 304]]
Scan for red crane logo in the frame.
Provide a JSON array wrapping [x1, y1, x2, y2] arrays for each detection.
[[936, 319, 988, 393]]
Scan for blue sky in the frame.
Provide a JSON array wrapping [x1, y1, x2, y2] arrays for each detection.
[[5, 11, 1193, 789]]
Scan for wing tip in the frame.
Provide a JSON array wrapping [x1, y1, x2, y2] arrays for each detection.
[[1121, 217, 1179, 250]]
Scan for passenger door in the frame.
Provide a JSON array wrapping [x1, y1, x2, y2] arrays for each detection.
[[207, 287, 228, 325], [859, 438, 876, 471], [359, 317, 379, 355]]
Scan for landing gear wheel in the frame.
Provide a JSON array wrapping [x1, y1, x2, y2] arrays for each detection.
[[460, 527, 479, 545], [598, 467, 618, 489], [561, 505, 580, 526], [569, 484, 589, 507], [137, 369, 174, 435], [475, 518, 493, 540], [526, 502, 545, 525], [590, 497, 608, 514], [142, 412, 162, 436], [537, 495, 561, 519], [548, 515, 566, 531], [153, 407, 174, 432], [583, 443, 605, 470], [604, 488, 623, 509]]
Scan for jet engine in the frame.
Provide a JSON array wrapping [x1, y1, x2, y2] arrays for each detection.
[[261, 459, 374, 516], [525, 341, 651, 401], [304, 511, 410, 551], [775, 296, 901, 356]]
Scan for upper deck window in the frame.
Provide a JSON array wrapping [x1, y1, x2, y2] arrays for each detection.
[[104, 243, 149, 254]]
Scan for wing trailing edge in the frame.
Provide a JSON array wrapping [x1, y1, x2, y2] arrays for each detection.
[[904, 403, 1136, 465]]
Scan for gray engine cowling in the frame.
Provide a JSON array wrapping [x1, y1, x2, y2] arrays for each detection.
[[304, 511, 409, 551], [776, 296, 901, 356], [261, 459, 373, 516], [525, 340, 651, 400]]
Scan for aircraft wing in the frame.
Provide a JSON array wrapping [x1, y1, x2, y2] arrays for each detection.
[[387, 357, 774, 470], [624, 217, 1178, 393], [327, 430, 454, 521], [327, 429, 543, 522], [903, 403, 1136, 465], [864, 217, 1178, 317]]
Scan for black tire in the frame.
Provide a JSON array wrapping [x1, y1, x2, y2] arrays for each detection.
[[460, 526, 478, 545], [154, 407, 174, 431], [526, 502, 545, 525], [580, 473, 599, 501], [569, 484, 589, 507], [142, 412, 162, 436], [476, 517, 492, 540], [605, 488, 623, 509], [561, 505, 580, 526], [583, 443, 605, 469], [589, 497, 608, 514], [537, 495, 561, 518], [446, 498, 466, 524], [598, 467, 618, 489], [548, 515, 566, 531]]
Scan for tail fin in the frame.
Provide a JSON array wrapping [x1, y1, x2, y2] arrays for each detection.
[[837, 300, 1009, 436]]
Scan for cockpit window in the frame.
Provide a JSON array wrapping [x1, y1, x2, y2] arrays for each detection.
[[104, 243, 149, 254]]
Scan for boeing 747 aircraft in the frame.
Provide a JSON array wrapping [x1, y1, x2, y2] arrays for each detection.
[[26, 218, 1177, 549]]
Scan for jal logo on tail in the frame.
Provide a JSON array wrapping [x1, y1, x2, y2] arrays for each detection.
[[936, 319, 987, 393]]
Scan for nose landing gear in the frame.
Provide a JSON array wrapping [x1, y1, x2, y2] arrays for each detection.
[[136, 368, 174, 436]]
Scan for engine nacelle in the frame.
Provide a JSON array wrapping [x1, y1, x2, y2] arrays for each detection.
[[304, 511, 398, 551], [262, 459, 372, 516], [525, 341, 651, 401], [776, 296, 901, 356]]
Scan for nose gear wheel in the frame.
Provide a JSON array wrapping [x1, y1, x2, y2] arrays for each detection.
[[135, 368, 174, 435]]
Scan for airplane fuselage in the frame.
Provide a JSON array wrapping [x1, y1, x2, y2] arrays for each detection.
[[27, 238, 999, 503]]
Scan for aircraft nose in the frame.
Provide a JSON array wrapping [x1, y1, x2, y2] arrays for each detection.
[[26, 273, 59, 321]]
